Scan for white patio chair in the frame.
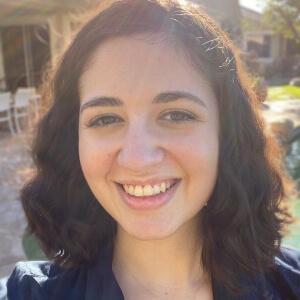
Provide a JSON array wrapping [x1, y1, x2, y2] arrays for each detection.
[[16, 87, 36, 95], [13, 88, 41, 133], [16, 87, 40, 119], [13, 91, 32, 133], [0, 92, 15, 135]]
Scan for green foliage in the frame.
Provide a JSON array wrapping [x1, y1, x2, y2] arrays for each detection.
[[285, 140, 300, 184], [267, 85, 300, 101], [241, 15, 269, 32], [263, 0, 300, 45], [22, 230, 47, 261], [283, 198, 300, 248]]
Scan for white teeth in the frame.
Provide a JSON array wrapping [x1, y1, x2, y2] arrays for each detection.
[[143, 185, 153, 196], [124, 185, 128, 192], [128, 185, 135, 194], [122, 180, 176, 197], [134, 186, 143, 196], [160, 182, 166, 193], [153, 184, 160, 194]]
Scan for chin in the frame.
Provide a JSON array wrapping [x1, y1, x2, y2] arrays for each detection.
[[121, 220, 178, 241]]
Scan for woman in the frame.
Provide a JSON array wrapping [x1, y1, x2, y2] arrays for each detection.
[[6, 0, 300, 299]]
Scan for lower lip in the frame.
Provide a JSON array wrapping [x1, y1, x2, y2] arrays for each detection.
[[116, 181, 180, 210]]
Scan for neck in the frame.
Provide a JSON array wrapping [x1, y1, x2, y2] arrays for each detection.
[[112, 217, 210, 297]]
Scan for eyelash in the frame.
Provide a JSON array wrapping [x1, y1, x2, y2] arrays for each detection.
[[86, 110, 198, 128]]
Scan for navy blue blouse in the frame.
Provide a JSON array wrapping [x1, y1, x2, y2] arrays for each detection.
[[5, 245, 300, 299]]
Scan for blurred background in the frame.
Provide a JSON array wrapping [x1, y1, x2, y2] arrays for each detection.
[[0, 0, 299, 287]]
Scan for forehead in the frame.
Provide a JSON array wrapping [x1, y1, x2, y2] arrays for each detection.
[[79, 34, 215, 105]]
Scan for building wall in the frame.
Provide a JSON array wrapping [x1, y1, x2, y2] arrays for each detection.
[[0, 33, 6, 90], [195, 0, 241, 44], [197, 0, 240, 22], [270, 34, 285, 60], [48, 13, 73, 65]]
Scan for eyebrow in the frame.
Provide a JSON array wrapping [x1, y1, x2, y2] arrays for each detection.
[[80, 90, 207, 114]]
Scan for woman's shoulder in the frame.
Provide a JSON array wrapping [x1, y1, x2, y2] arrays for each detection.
[[213, 246, 300, 299], [271, 246, 300, 297], [276, 245, 300, 268], [5, 244, 123, 300], [6, 260, 87, 300]]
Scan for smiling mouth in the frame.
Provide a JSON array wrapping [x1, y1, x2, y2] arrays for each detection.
[[116, 179, 181, 197], [115, 179, 181, 210]]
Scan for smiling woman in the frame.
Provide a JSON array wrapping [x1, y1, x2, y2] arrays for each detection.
[[5, 0, 300, 299], [78, 34, 219, 244]]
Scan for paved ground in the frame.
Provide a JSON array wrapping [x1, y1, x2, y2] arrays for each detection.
[[0, 132, 33, 278], [0, 99, 300, 282]]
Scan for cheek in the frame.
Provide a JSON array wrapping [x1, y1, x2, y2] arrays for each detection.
[[175, 135, 219, 210], [165, 128, 219, 171], [167, 130, 219, 200], [78, 133, 114, 182]]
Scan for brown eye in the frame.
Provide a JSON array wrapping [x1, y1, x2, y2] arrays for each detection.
[[160, 110, 197, 123], [87, 115, 123, 128]]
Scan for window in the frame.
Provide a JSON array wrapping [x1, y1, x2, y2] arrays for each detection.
[[247, 34, 271, 58]]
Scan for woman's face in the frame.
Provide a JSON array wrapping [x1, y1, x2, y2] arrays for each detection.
[[78, 35, 219, 240]]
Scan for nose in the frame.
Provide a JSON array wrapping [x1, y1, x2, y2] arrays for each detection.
[[116, 123, 164, 173]]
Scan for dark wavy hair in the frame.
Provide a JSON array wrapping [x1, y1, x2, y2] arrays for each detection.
[[22, 0, 293, 295]]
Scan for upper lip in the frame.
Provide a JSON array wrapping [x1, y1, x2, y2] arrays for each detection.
[[116, 178, 181, 186]]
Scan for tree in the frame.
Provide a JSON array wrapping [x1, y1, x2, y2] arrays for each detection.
[[263, 0, 300, 45]]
